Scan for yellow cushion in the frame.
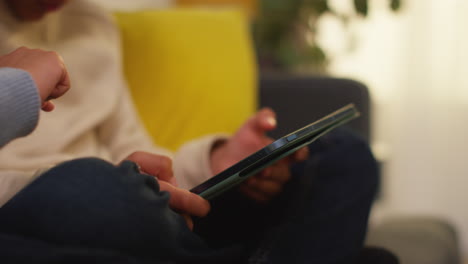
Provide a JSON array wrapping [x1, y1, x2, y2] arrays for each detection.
[[175, 0, 258, 18], [115, 9, 257, 151]]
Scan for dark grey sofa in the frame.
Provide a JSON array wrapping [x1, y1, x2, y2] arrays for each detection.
[[259, 75, 371, 142]]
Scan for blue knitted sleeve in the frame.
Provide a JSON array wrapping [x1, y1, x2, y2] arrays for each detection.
[[0, 68, 40, 148]]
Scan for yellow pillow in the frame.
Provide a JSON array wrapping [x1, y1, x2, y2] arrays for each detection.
[[115, 9, 257, 151], [175, 0, 258, 18]]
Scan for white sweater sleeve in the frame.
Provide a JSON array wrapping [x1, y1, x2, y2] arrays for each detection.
[[58, 0, 170, 162], [173, 134, 229, 189], [0, 68, 40, 148]]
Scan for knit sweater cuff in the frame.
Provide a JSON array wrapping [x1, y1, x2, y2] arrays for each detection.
[[0, 68, 40, 147], [173, 134, 229, 190]]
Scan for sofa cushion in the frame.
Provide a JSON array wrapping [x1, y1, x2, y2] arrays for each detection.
[[115, 8, 257, 150]]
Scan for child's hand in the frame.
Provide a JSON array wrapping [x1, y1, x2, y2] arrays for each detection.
[[124, 151, 210, 230], [210, 108, 309, 203], [0, 47, 71, 111]]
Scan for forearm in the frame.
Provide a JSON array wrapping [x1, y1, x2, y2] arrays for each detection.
[[0, 68, 40, 148]]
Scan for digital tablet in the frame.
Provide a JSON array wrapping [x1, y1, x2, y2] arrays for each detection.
[[190, 104, 360, 200]]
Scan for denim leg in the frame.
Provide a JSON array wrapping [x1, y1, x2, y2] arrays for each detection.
[[195, 129, 379, 264], [262, 128, 379, 264], [0, 158, 241, 263]]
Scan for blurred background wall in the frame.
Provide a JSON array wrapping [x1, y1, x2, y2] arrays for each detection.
[[95, 0, 468, 257], [321, 0, 468, 257]]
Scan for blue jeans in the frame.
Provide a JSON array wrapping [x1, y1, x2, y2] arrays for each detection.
[[0, 129, 378, 263]]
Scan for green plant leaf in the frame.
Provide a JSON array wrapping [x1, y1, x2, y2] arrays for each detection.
[[304, 0, 330, 15], [353, 0, 368, 16], [390, 0, 401, 11], [255, 0, 403, 73], [306, 45, 327, 64]]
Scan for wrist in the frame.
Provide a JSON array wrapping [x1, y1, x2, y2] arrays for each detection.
[[210, 138, 228, 175]]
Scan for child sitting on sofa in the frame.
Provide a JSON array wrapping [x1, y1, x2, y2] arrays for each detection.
[[0, 0, 380, 263]]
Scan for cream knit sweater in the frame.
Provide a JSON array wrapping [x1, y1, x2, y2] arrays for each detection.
[[0, 0, 221, 206]]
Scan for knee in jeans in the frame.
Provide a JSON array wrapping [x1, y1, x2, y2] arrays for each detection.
[[310, 129, 379, 198]]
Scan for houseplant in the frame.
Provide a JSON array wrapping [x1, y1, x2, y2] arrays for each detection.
[[253, 0, 402, 74]]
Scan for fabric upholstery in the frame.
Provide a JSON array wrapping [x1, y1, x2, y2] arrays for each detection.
[[115, 9, 257, 150]]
